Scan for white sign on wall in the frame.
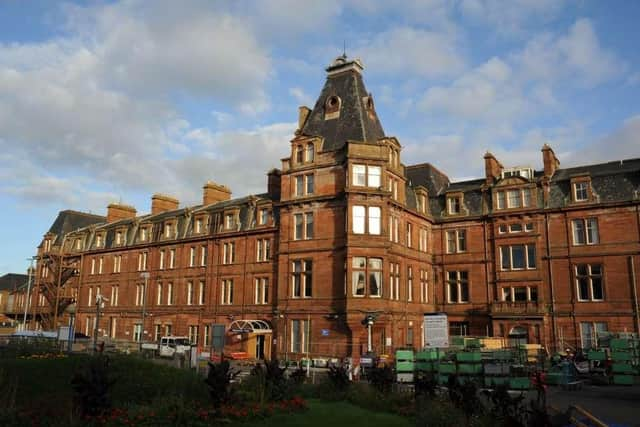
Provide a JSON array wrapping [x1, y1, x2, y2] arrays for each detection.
[[424, 313, 449, 348]]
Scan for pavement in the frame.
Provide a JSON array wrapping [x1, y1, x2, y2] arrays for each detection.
[[546, 384, 640, 427]]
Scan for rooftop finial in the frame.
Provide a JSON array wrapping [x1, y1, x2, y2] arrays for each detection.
[[343, 40, 346, 58]]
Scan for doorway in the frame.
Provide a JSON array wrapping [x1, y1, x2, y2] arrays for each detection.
[[256, 335, 265, 359]]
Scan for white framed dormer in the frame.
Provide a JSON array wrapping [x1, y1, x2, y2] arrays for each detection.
[[257, 205, 272, 227], [114, 227, 127, 247], [163, 220, 177, 240], [415, 187, 429, 215], [193, 214, 209, 235], [223, 208, 240, 231], [445, 192, 467, 217], [139, 224, 151, 243], [94, 232, 105, 249], [570, 175, 594, 203]]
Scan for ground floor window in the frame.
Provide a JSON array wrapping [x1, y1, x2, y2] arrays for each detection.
[[291, 319, 310, 353], [133, 323, 142, 342], [450, 321, 469, 336], [580, 321, 607, 349], [188, 325, 199, 345]]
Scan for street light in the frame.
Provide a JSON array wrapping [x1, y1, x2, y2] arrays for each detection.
[[66, 302, 77, 353], [363, 314, 375, 353], [93, 293, 108, 353], [139, 272, 150, 352], [22, 257, 36, 331]]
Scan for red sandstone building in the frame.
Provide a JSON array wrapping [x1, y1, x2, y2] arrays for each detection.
[[13, 56, 640, 360]]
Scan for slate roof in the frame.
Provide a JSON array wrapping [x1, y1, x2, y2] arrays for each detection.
[[47, 210, 106, 245], [0, 273, 28, 291], [406, 157, 640, 220], [63, 193, 276, 252], [301, 56, 385, 151]]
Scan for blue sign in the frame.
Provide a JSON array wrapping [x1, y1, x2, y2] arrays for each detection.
[[321, 329, 330, 336]]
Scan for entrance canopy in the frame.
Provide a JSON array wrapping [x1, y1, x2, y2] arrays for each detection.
[[228, 319, 272, 334]]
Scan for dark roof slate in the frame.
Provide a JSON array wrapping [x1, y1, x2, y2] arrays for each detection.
[[47, 210, 106, 245], [301, 63, 385, 151], [0, 273, 29, 291]]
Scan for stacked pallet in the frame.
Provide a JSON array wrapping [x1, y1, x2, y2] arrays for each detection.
[[610, 338, 637, 385]]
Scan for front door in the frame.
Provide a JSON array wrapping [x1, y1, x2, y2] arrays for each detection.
[[256, 335, 265, 359]]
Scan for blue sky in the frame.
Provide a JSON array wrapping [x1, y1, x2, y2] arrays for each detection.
[[1, 0, 639, 274]]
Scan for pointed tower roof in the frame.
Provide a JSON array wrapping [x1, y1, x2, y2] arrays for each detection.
[[300, 55, 385, 151]]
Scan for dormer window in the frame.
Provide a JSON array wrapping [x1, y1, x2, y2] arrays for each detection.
[[447, 195, 462, 215], [574, 182, 589, 202], [224, 211, 239, 230], [258, 208, 271, 225], [164, 222, 176, 239], [194, 215, 208, 234], [115, 230, 125, 246], [75, 238, 83, 251], [295, 145, 304, 164], [502, 167, 533, 180], [139, 227, 148, 242], [324, 95, 341, 120], [95, 234, 104, 248], [43, 239, 52, 252], [306, 143, 315, 162], [494, 187, 534, 210]]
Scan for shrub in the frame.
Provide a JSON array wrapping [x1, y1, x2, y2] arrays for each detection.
[[326, 365, 350, 393], [204, 360, 238, 409], [367, 365, 394, 394], [70, 355, 116, 417]]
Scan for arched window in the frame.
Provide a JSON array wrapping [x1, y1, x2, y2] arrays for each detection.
[[306, 143, 314, 162]]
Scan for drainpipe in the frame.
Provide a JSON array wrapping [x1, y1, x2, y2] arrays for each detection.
[[545, 213, 558, 352], [629, 256, 640, 335]]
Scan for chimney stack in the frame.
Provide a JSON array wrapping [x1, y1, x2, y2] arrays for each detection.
[[106, 203, 136, 223], [202, 181, 232, 206], [151, 194, 179, 215], [297, 106, 311, 131], [542, 144, 560, 178], [267, 169, 282, 200], [484, 152, 503, 184]]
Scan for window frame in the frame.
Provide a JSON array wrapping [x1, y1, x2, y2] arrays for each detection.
[[500, 244, 537, 270], [351, 257, 382, 297], [292, 260, 313, 298], [446, 271, 469, 303], [575, 264, 604, 302]]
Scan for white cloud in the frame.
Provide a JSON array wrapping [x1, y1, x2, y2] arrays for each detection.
[[0, 0, 277, 210], [515, 18, 624, 87], [289, 87, 312, 106], [356, 27, 464, 78], [419, 57, 523, 120], [459, 0, 567, 36], [580, 115, 640, 163]]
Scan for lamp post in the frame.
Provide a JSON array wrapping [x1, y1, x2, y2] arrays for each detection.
[[139, 272, 150, 352], [22, 257, 35, 331], [365, 315, 375, 353], [66, 302, 77, 353], [93, 293, 107, 353]]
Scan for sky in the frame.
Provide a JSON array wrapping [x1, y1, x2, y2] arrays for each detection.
[[1, 0, 639, 274]]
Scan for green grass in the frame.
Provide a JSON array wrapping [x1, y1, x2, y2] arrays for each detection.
[[236, 399, 413, 427]]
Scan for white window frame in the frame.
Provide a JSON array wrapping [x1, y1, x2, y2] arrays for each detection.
[[187, 281, 194, 305], [292, 260, 313, 298], [500, 244, 536, 270], [446, 271, 469, 303], [574, 182, 589, 202], [293, 212, 314, 240], [576, 264, 604, 302], [446, 229, 466, 253], [572, 218, 599, 245], [351, 257, 382, 297], [447, 196, 461, 215], [420, 269, 428, 303], [254, 277, 269, 304], [198, 281, 205, 305], [221, 279, 234, 305]]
